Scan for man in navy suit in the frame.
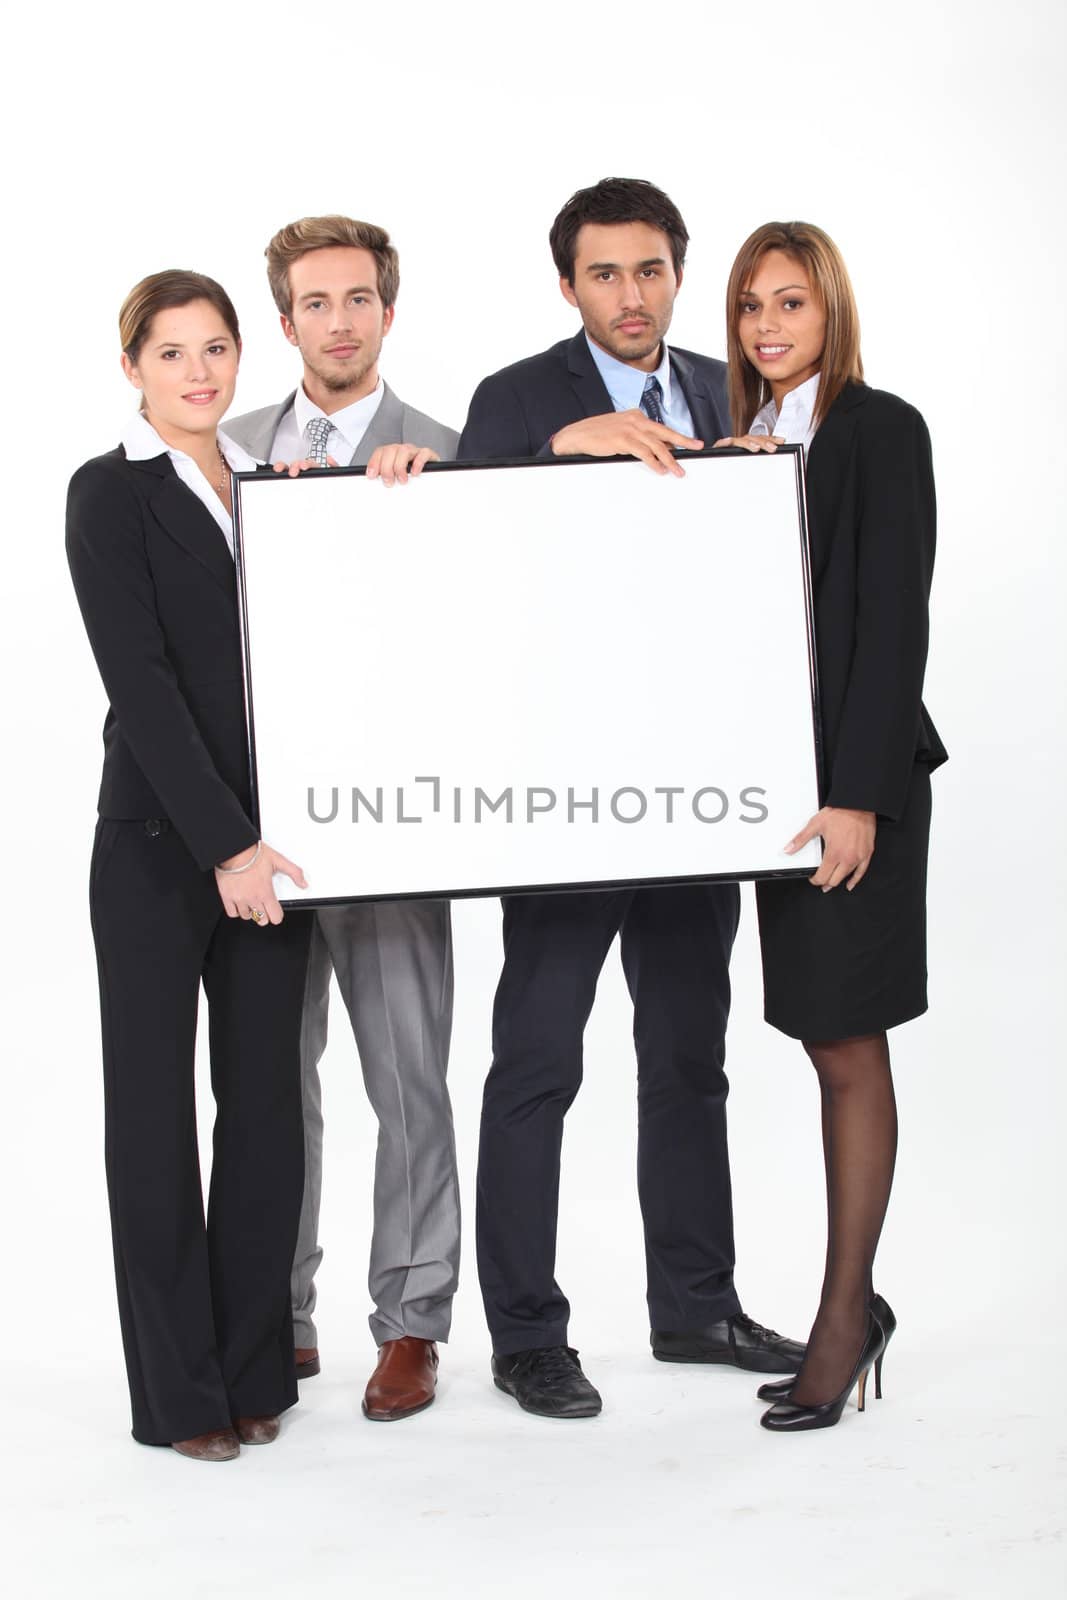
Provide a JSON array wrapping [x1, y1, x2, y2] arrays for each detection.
[[459, 177, 804, 1420]]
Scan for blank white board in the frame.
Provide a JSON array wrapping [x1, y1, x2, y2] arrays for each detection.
[[234, 450, 822, 904]]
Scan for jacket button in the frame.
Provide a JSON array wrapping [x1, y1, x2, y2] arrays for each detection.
[[144, 819, 163, 838]]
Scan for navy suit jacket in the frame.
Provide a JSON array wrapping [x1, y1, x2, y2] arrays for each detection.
[[458, 330, 730, 460]]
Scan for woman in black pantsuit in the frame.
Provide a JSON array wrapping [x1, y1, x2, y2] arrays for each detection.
[[716, 223, 948, 1432], [67, 272, 312, 1461]]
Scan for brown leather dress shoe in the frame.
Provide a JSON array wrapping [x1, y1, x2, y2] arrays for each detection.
[[171, 1427, 240, 1462], [362, 1336, 439, 1422], [234, 1415, 280, 1445], [295, 1346, 321, 1379]]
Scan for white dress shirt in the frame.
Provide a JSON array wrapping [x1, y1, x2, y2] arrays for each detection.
[[585, 333, 696, 440], [120, 412, 258, 558], [269, 379, 385, 466], [749, 372, 821, 455]]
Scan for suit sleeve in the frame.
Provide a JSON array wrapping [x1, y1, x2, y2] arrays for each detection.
[[707, 362, 731, 440], [825, 406, 936, 821], [397, 406, 459, 463], [434, 425, 460, 464], [458, 375, 536, 461], [66, 461, 258, 870]]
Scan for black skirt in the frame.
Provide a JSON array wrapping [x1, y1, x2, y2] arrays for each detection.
[[755, 766, 932, 1041]]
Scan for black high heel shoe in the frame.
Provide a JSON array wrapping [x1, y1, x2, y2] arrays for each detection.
[[756, 1293, 896, 1403], [759, 1312, 885, 1433]]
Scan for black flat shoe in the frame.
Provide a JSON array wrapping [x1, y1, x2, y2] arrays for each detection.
[[759, 1313, 885, 1433], [756, 1293, 897, 1403], [652, 1312, 806, 1375], [492, 1347, 602, 1419]]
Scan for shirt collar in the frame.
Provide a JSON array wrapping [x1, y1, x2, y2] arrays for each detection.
[[292, 378, 385, 452], [585, 332, 675, 414], [121, 411, 258, 471], [751, 372, 821, 441]]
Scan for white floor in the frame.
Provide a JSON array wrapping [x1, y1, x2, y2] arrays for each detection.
[[7, 1328, 1064, 1600], [8, 893, 1067, 1598]]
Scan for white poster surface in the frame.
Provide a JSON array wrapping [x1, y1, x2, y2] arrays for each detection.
[[234, 450, 822, 904]]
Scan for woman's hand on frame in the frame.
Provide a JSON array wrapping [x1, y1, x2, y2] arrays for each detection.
[[785, 806, 877, 892], [214, 842, 308, 924], [713, 434, 784, 453]]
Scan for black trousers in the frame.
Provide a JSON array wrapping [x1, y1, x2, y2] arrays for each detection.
[[476, 882, 741, 1354], [89, 819, 311, 1445]]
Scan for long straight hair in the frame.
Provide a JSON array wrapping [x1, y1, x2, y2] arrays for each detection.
[[725, 222, 863, 435]]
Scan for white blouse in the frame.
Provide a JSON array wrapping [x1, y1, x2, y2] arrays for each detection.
[[121, 412, 259, 558], [749, 371, 821, 455]]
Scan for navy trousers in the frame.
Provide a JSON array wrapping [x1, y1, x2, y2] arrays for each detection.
[[477, 881, 741, 1354]]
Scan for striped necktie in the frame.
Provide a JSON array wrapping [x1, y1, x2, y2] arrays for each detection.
[[305, 416, 335, 466], [640, 376, 665, 424]]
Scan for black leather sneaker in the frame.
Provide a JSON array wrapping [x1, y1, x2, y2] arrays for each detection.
[[651, 1313, 806, 1374], [492, 1346, 603, 1418]]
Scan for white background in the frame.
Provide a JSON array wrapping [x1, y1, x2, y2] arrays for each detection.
[[0, 2, 1064, 1596], [240, 454, 821, 897]]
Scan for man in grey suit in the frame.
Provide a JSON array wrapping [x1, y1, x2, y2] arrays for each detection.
[[226, 214, 460, 1423]]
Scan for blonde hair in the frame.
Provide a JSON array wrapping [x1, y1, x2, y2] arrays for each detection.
[[725, 221, 863, 434], [265, 215, 400, 316], [119, 270, 240, 363]]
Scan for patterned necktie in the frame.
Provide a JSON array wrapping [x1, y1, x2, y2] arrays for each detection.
[[305, 416, 335, 466], [640, 376, 665, 424]]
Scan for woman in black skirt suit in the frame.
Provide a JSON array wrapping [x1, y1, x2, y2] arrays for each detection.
[[716, 222, 948, 1431], [66, 272, 312, 1461]]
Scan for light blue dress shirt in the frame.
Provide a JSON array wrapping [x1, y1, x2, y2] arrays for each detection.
[[585, 332, 696, 440]]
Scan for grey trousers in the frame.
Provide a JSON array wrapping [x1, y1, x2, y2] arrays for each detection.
[[292, 899, 460, 1348]]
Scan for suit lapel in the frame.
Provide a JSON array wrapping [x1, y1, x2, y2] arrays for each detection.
[[567, 334, 721, 440], [807, 380, 868, 478], [258, 394, 297, 461], [226, 393, 296, 462], [669, 349, 718, 443], [351, 383, 406, 467], [127, 453, 236, 597], [566, 332, 615, 418], [804, 382, 870, 562]]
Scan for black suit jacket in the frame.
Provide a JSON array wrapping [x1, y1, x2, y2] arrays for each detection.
[[805, 382, 948, 821], [66, 448, 259, 870], [458, 330, 730, 459]]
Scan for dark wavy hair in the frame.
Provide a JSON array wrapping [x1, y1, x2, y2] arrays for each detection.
[[549, 178, 689, 284]]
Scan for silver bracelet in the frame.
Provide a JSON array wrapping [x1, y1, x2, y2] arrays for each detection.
[[217, 840, 262, 874]]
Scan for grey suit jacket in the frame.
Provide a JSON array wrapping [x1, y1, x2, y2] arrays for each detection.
[[224, 381, 459, 465]]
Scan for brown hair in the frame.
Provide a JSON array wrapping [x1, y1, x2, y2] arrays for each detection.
[[265, 215, 400, 316], [725, 221, 863, 434], [119, 270, 240, 363], [549, 177, 689, 284]]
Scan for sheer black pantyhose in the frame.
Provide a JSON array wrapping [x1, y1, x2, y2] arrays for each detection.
[[788, 1031, 897, 1406]]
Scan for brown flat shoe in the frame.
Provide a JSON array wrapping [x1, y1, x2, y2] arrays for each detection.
[[295, 1346, 321, 1379], [171, 1428, 240, 1462], [362, 1336, 439, 1422], [234, 1415, 280, 1445]]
